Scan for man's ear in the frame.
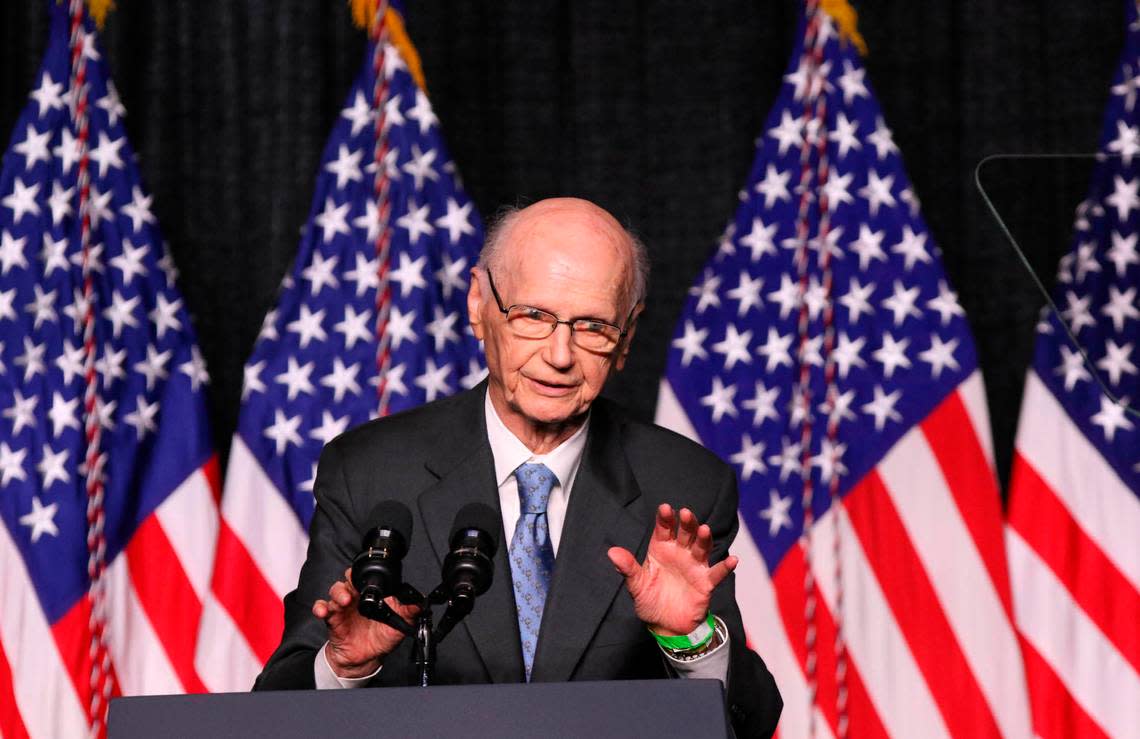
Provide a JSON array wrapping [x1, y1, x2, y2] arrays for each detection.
[[612, 302, 644, 371], [467, 267, 485, 341]]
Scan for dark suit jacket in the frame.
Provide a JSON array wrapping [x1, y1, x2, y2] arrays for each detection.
[[254, 384, 782, 737]]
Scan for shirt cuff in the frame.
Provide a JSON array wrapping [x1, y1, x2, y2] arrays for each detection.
[[659, 615, 730, 685], [313, 642, 382, 689]]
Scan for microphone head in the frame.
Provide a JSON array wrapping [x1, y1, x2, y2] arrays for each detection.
[[448, 502, 500, 555], [361, 499, 413, 555], [353, 500, 413, 611]]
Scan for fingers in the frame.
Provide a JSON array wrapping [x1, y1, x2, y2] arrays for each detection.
[[652, 502, 719, 565], [675, 507, 699, 548], [313, 568, 360, 623], [328, 578, 357, 609], [386, 595, 421, 623], [607, 546, 640, 578], [707, 554, 738, 588], [652, 503, 675, 543], [691, 522, 713, 563]]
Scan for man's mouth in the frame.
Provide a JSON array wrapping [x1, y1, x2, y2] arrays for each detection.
[[525, 376, 577, 394]]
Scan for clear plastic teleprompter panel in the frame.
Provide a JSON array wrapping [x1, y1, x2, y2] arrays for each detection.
[[976, 152, 1140, 422]]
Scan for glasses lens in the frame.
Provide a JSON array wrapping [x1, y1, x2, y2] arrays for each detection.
[[506, 306, 556, 338], [571, 320, 620, 351]]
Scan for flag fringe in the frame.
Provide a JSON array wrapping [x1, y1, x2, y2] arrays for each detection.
[[349, 0, 373, 30], [87, 0, 114, 29], [56, 0, 115, 29], [348, 0, 427, 91], [820, 0, 868, 56]]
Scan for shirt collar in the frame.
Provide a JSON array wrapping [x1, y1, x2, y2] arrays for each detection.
[[484, 390, 590, 489]]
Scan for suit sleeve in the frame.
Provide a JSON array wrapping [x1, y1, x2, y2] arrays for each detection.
[[253, 440, 364, 691], [705, 462, 784, 738]]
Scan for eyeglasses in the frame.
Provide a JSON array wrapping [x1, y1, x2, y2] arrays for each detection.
[[485, 270, 634, 353]]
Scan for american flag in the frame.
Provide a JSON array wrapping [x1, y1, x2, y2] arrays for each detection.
[[196, 0, 486, 691], [0, 3, 219, 737], [1006, 3, 1140, 736], [655, 3, 1030, 736]]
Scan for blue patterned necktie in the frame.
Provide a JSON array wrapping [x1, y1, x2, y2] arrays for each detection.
[[509, 462, 557, 681]]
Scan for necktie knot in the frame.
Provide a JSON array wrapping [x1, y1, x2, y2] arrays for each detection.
[[514, 462, 556, 514]]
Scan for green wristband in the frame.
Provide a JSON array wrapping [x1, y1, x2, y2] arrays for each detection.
[[650, 613, 716, 651]]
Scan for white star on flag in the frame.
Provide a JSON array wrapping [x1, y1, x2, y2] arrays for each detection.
[[19, 496, 59, 543], [758, 490, 793, 537]]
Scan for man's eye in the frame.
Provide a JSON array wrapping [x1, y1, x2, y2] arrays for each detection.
[[577, 321, 607, 334], [518, 307, 547, 321]]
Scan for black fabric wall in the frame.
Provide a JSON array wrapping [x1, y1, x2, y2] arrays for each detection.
[[0, 1, 1123, 491]]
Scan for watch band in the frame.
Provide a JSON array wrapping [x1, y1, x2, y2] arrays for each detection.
[[650, 612, 717, 651], [663, 616, 727, 662]]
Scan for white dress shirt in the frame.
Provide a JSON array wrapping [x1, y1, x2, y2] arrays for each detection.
[[314, 392, 729, 687]]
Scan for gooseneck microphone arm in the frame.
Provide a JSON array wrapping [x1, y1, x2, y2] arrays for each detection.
[[430, 588, 476, 644], [357, 583, 425, 638]]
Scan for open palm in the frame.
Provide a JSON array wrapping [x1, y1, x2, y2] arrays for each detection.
[[607, 504, 737, 636]]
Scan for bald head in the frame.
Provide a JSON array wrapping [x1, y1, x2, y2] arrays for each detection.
[[477, 198, 649, 315]]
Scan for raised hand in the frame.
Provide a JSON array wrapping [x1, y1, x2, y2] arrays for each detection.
[[607, 504, 737, 636], [312, 567, 420, 678]]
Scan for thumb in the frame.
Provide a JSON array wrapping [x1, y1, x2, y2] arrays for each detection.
[[607, 546, 640, 579]]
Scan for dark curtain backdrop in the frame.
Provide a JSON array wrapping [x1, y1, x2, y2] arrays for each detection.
[[0, 1, 1122, 491]]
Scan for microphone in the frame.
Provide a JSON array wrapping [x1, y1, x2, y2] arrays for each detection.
[[433, 502, 500, 641], [443, 502, 500, 598], [351, 500, 413, 622]]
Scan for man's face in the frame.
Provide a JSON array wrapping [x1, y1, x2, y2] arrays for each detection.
[[468, 200, 638, 438]]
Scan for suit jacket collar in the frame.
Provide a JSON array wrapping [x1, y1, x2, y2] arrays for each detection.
[[418, 386, 649, 684]]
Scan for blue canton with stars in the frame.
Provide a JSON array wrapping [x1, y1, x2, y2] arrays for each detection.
[[1030, 1, 1140, 497], [234, 29, 486, 530], [0, 4, 214, 624], [663, 8, 978, 576]]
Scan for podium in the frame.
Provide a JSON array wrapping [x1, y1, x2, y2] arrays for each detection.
[[108, 679, 732, 738]]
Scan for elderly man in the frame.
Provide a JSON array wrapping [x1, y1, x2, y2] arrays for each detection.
[[254, 197, 782, 736]]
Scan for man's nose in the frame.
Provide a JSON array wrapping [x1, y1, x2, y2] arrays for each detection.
[[544, 322, 575, 368]]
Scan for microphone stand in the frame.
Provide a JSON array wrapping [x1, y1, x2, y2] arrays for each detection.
[[413, 608, 434, 687], [360, 582, 476, 687]]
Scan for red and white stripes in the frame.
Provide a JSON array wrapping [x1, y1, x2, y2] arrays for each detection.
[[197, 438, 308, 692], [1, 462, 220, 738], [1007, 372, 1140, 739], [658, 372, 1032, 738]]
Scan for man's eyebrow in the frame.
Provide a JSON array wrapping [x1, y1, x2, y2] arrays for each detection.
[[521, 300, 621, 326], [573, 313, 620, 326]]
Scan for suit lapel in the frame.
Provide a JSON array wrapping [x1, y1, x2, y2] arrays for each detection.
[[530, 401, 650, 683], [418, 385, 525, 684]]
